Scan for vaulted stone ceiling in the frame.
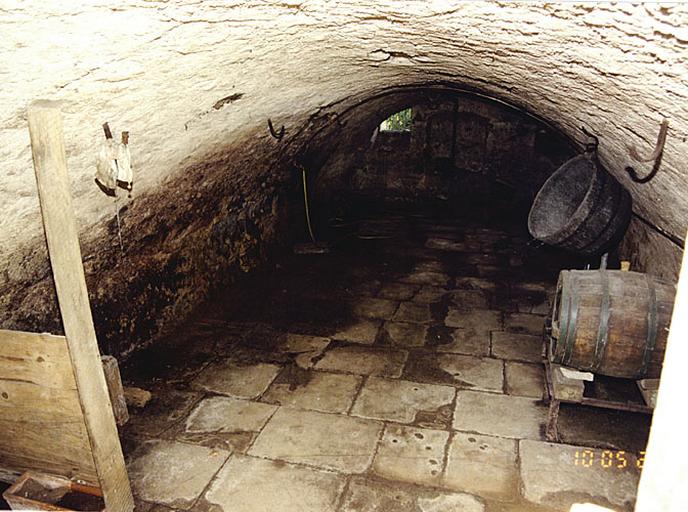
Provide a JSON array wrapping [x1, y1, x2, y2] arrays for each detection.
[[1, 2, 686, 353]]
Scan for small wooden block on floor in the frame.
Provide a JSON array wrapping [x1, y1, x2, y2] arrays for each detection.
[[637, 379, 659, 409], [551, 364, 586, 402]]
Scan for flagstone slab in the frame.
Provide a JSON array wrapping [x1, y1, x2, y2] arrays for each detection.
[[249, 408, 382, 473]]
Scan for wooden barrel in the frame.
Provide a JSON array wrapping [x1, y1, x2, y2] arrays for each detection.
[[528, 155, 632, 256], [550, 270, 676, 379]]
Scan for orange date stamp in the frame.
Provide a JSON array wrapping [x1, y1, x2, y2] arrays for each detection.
[[574, 449, 644, 469]]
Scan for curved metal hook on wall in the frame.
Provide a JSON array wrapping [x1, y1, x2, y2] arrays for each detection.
[[268, 118, 285, 140], [579, 126, 599, 155], [625, 119, 669, 184]]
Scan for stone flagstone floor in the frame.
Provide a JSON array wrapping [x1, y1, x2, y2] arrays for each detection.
[[121, 208, 650, 512]]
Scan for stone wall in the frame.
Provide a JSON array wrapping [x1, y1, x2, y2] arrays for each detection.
[[619, 218, 684, 282], [314, 91, 686, 280], [0, 131, 298, 358], [316, 92, 575, 213], [1, 2, 686, 356]]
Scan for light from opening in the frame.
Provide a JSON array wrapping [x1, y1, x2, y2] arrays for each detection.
[[380, 108, 412, 132]]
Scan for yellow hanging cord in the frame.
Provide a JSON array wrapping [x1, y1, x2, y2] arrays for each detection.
[[301, 165, 316, 243]]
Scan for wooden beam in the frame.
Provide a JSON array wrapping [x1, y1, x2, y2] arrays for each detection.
[[635, 232, 688, 511], [27, 101, 134, 512]]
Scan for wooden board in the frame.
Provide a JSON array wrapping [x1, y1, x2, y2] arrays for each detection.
[[28, 101, 134, 512], [0, 330, 98, 484]]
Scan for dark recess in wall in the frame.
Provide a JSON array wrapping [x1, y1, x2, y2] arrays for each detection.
[[312, 90, 578, 234]]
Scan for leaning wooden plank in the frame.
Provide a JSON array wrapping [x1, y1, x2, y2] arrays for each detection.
[[0, 330, 98, 484], [27, 101, 134, 512]]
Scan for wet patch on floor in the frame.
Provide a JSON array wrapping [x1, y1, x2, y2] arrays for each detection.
[[351, 377, 454, 426], [403, 352, 503, 392], [263, 369, 362, 414], [122, 389, 204, 438], [372, 425, 449, 486]]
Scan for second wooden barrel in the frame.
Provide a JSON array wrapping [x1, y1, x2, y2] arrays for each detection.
[[550, 269, 675, 379]]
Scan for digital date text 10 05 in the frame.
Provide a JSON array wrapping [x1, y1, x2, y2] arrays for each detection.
[[574, 449, 644, 469]]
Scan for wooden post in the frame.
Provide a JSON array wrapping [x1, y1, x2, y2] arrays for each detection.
[[635, 233, 688, 511], [27, 101, 134, 512]]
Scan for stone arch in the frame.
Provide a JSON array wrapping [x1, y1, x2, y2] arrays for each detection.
[[1, 2, 686, 355]]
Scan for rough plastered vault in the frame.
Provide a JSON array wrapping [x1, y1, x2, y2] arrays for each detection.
[[0, 1, 686, 354]]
